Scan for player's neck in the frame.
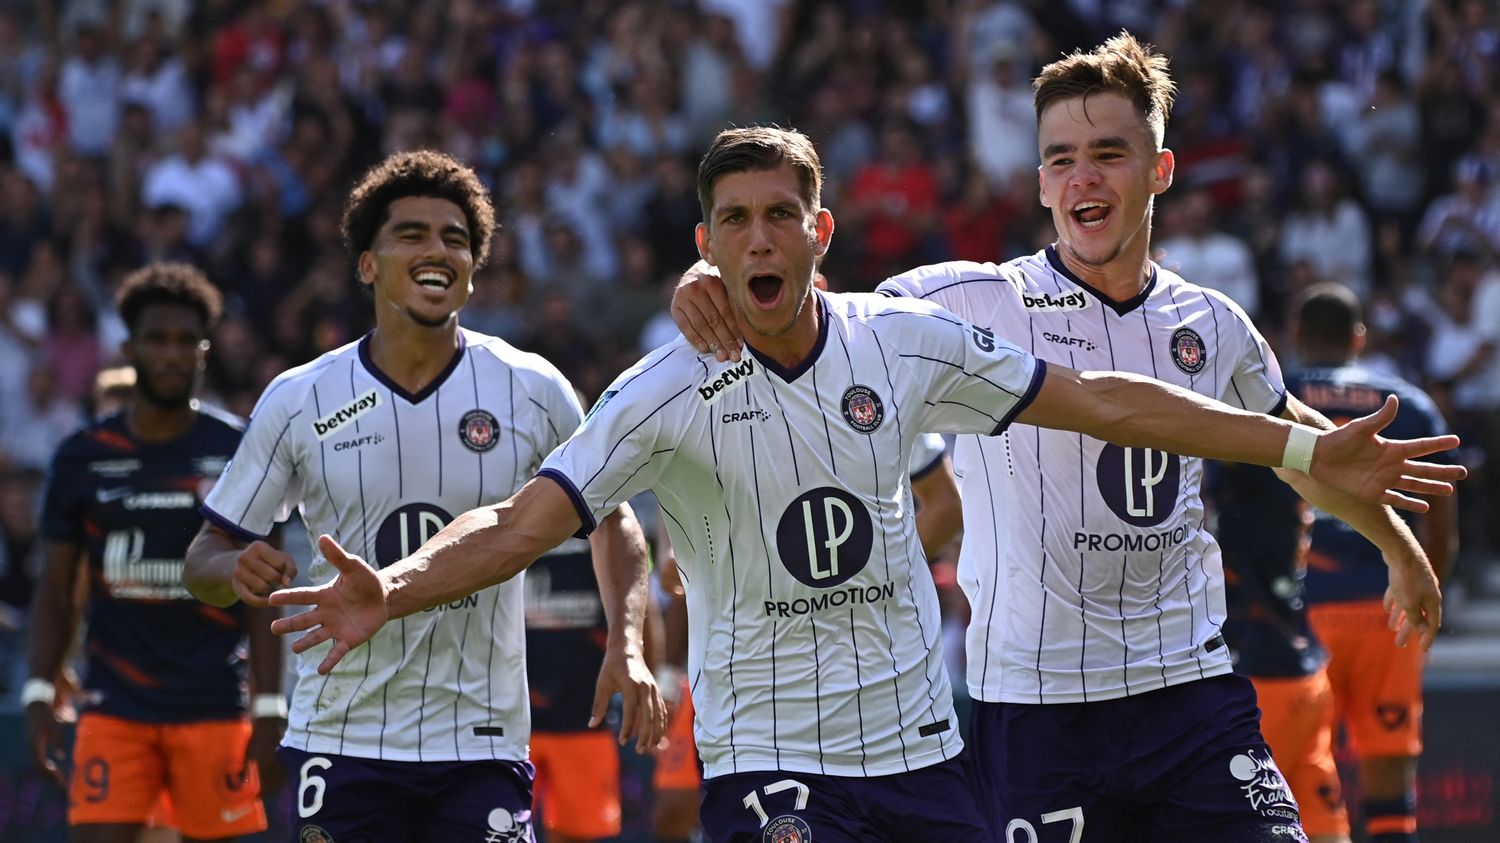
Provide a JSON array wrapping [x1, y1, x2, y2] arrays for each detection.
[[125, 395, 197, 443], [743, 291, 821, 369], [368, 319, 461, 395], [1055, 240, 1153, 303]]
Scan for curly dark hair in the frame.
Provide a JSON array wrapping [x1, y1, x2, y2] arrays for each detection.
[[115, 262, 223, 335], [340, 150, 497, 268]]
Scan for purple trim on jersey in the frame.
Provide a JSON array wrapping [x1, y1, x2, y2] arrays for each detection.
[[1045, 244, 1158, 315], [357, 330, 469, 404], [746, 291, 830, 383], [993, 359, 1048, 434], [1268, 389, 1289, 418], [536, 468, 596, 537], [199, 503, 269, 542], [909, 450, 944, 482]]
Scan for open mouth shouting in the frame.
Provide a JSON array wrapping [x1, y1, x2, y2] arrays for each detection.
[[747, 273, 786, 309], [1071, 200, 1112, 231]]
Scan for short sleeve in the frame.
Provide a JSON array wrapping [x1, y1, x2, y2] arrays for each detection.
[[40, 440, 88, 543], [1213, 291, 1287, 415], [891, 304, 1046, 436], [201, 379, 302, 541]]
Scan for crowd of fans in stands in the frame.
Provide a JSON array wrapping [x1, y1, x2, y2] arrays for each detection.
[[2, 0, 1500, 691]]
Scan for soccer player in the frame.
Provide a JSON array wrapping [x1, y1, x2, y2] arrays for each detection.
[[25, 263, 281, 843], [1291, 283, 1458, 843], [180, 150, 662, 842], [265, 127, 1459, 842], [668, 36, 1456, 842], [1215, 462, 1350, 843]]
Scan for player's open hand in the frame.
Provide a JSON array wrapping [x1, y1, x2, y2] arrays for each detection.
[[1385, 552, 1444, 651], [671, 260, 743, 362], [24, 699, 66, 786], [232, 540, 298, 607], [267, 535, 388, 674], [591, 645, 666, 755], [1309, 396, 1466, 512]]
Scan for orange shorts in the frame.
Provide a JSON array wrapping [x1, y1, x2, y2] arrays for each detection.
[[654, 678, 700, 792], [531, 730, 621, 839], [1309, 599, 1424, 757], [69, 713, 266, 837], [1252, 670, 1349, 838]]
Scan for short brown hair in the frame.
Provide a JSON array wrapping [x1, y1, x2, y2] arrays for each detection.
[[341, 150, 497, 268], [697, 126, 824, 222], [115, 262, 223, 335], [1033, 31, 1176, 148]]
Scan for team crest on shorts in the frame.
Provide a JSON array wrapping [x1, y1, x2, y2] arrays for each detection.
[[485, 807, 532, 843], [841, 385, 884, 433], [298, 826, 334, 843], [458, 409, 500, 453], [1170, 327, 1207, 374], [764, 814, 813, 843]]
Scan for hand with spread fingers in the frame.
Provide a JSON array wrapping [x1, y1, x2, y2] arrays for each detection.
[[1308, 396, 1466, 512], [268, 535, 389, 674]]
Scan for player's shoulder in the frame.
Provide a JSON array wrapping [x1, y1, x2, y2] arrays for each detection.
[[253, 340, 356, 414], [1312, 364, 1443, 418], [462, 328, 574, 393], [51, 413, 123, 463], [616, 334, 717, 392], [877, 255, 1033, 299], [195, 401, 247, 434]]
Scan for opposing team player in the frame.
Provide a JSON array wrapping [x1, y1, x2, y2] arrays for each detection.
[[1215, 461, 1350, 843], [1291, 283, 1458, 843], [669, 36, 1455, 842], [26, 263, 281, 842], [181, 151, 662, 842], [265, 127, 1460, 842]]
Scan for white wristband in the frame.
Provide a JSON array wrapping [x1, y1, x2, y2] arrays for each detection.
[[252, 693, 288, 719], [21, 677, 56, 707], [1281, 425, 1318, 474]]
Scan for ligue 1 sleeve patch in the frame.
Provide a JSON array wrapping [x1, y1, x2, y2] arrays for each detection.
[[458, 409, 500, 453], [1170, 327, 1207, 374], [840, 385, 884, 433]]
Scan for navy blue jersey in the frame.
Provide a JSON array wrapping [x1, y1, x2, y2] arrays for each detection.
[[41, 408, 248, 722], [523, 538, 605, 733], [1212, 462, 1325, 678], [1286, 366, 1453, 604]]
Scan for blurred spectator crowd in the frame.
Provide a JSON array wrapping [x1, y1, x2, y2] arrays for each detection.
[[2, 0, 1500, 687]]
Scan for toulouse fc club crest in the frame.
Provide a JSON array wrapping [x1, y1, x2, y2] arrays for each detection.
[[1170, 327, 1207, 375], [764, 815, 813, 843], [458, 409, 500, 453], [840, 385, 884, 433]]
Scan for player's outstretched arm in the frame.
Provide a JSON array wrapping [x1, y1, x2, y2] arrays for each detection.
[[23, 541, 87, 786], [672, 260, 743, 362], [1017, 367, 1465, 512], [1273, 394, 1447, 650], [184, 523, 297, 609], [589, 504, 666, 755], [269, 476, 583, 673]]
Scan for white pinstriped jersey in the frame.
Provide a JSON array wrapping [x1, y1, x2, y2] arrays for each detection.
[[541, 290, 1044, 778], [880, 247, 1286, 704], [203, 329, 584, 761]]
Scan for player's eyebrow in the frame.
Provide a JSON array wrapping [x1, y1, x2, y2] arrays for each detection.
[[390, 220, 470, 241], [1042, 136, 1132, 159]]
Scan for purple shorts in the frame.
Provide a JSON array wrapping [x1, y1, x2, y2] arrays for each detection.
[[276, 746, 535, 843], [699, 754, 993, 842], [969, 673, 1308, 843]]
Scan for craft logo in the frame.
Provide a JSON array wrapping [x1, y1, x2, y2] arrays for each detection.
[[840, 385, 884, 433]]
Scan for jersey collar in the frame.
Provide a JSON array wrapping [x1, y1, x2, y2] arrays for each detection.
[[358, 329, 468, 404], [1045, 244, 1157, 316], [746, 290, 831, 384]]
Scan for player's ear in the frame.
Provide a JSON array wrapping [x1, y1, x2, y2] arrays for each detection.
[[1037, 165, 1050, 209], [1151, 149, 1175, 196], [812, 209, 835, 257], [695, 222, 716, 267], [357, 251, 377, 289]]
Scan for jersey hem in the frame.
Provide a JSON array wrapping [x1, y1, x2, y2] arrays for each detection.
[[970, 659, 1235, 704], [281, 731, 529, 763], [535, 468, 596, 537], [700, 736, 964, 780], [199, 503, 269, 543]]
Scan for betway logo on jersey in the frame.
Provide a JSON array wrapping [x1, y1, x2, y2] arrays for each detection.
[[1021, 290, 1092, 313], [698, 357, 755, 405], [312, 389, 381, 440]]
